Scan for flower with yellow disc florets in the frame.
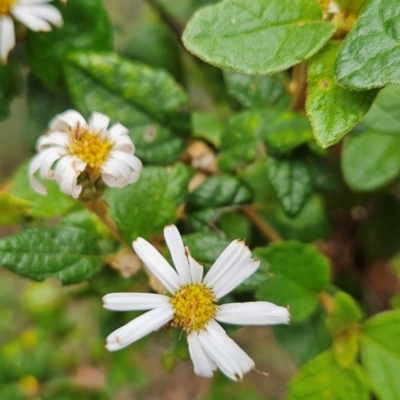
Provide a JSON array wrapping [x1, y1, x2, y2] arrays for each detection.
[[103, 225, 290, 381], [0, 0, 63, 63], [29, 109, 142, 199]]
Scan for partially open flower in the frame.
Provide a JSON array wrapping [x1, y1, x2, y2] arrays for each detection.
[[0, 0, 63, 63], [103, 225, 290, 381], [29, 110, 142, 199]]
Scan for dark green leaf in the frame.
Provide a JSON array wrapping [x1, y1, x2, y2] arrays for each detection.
[[273, 307, 331, 366], [223, 70, 288, 108], [267, 157, 313, 217], [188, 174, 252, 210], [261, 195, 331, 242], [218, 111, 264, 171], [363, 85, 400, 134], [361, 311, 400, 400], [255, 241, 330, 323], [0, 61, 23, 121], [287, 351, 369, 400], [341, 130, 400, 191], [0, 227, 103, 284], [191, 112, 224, 148], [218, 212, 251, 242], [165, 163, 193, 206], [11, 162, 76, 218], [26, 0, 112, 89], [307, 41, 377, 147], [105, 167, 177, 242], [182, 232, 230, 265], [336, 0, 400, 89], [182, 0, 335, 74], [260, 110, 314, 155], [187, 208, 220, 232], [65, 52, 189, 164]]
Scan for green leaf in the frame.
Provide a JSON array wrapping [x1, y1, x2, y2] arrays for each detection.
[[273, 307, 331, 366], [26, 0, 112, 89], [223, 70, 288, 108], [327, 292, 363, 368], [307, 41, 377, 147], [219, 212, 252, 242], [361, 311, 400, 400], [191, 112, 224, 148], [363, 85, 400, 134], [327, 292, 363, 336], [255, 241, 330, 323], [0, 193, 32, 226], [11, 162, 76, 218], [341, 130, 400, 191], [218, 111, 264, 171], [267, 156, 313, 217], [182, 0, 335, 75], [188, 174, 252, 210], [105, 166, 177, 242], [261, 195, 331, 242], [26, 74, 73, 148], [187, 208, 220, 232], [287, 351, 369, 400], [0, 61, 23, 121], [260, 110, 314, 155], [336, 0, 400, 89], [64, 52, 189, 164], [0, 227, 103, 284], [165, 163, 193, 206], [182, 232, 230, 265]]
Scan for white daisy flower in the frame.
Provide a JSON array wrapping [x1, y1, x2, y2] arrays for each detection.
[[0, 0, 63, 63], [103, 225, 290, 381], [29, 109, 142, 199]]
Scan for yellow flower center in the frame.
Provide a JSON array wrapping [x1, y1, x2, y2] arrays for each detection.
[[0, 0, 15, 15], [170, 283, 217, 333], [68, 132, 112, 169]]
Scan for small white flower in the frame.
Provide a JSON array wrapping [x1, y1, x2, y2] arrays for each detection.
[[103, 225, 290, 381], [328, 0, 340, 14], [0, 0, 63, 63], [29, 109, 142, 199]]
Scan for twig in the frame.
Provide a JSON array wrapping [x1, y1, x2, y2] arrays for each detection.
[[241, 204, 283, 243]]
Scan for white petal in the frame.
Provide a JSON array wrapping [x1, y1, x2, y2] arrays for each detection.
[[37, 131, 70, 151], [164, 225, 191, 285], [106, 304, 173, 351], [39, 147, 66, 179], [16, 4, 62, 27], [101, 172, 128, 188], [0, 16, 15, 63], [107, 122, 129, 142], [203, 239, 251, 289], [89, 111, 110, 133], [196, 320, 254, 381], [54, 155, 85, 198], [112, 134, 135, 153], [216, 302, 290, 326], [187, 333, 217, 378], [133, 237, 182, 294], [12, 6, 52, 31], [29, 150, 53, 195], [212, 258, 260, 299], [104, 152, 142, 185], [186, 246, 203, 284], [103, 293, 171, 311], [49, 110, 86, 132], [19, 0, 54, 4], [102, 158, 132, 181], [328, 0, 340, 13]]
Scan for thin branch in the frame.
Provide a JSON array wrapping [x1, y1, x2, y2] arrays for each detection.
[[241, 204, 283, 243]]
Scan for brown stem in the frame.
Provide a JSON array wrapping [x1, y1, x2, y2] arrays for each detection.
[[85, 199, 124, 243], [241, 204, 283, 243], [319, 291, 335, 314], [289, 62, 308, 112]]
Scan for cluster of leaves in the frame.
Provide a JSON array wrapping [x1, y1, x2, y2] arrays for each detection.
[[1, 0, 400, 399]]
